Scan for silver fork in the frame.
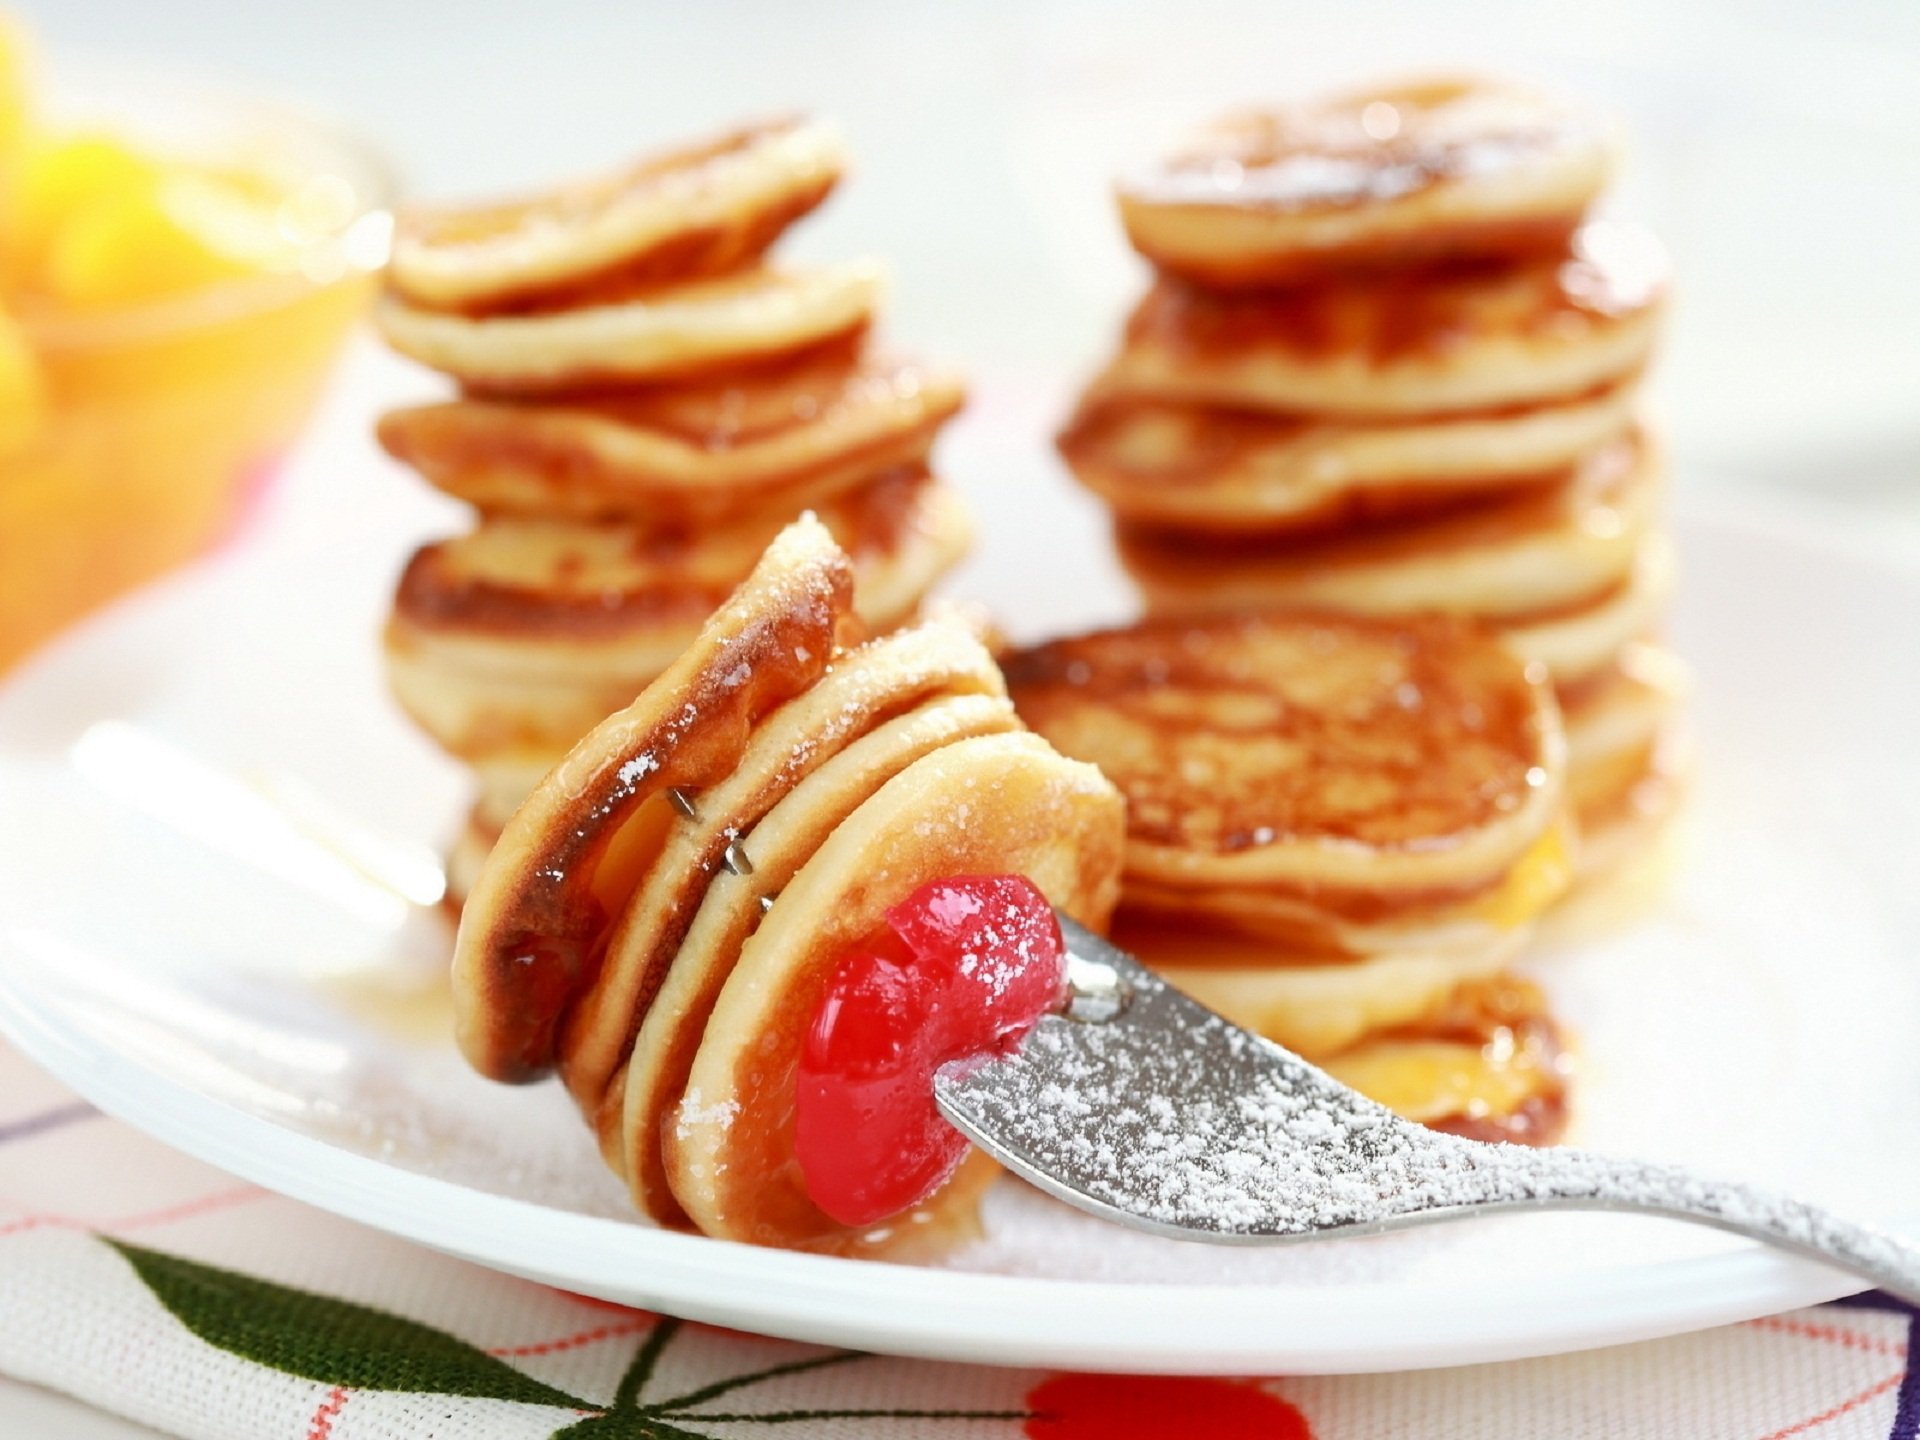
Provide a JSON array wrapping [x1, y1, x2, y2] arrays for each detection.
[[933, 917, 1920, 1302]]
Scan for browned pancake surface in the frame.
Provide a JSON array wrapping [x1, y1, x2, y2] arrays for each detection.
[[450, 516, 860, 1082], [391, 116, 843, 315], [378, 338, 965, 523], [1124, 245, 1656, 374], [393, 464, 938, 641], [1117, 76, 1613, 286], [1354, 975, 1571, 1146], [1005, 612, 1552, 859]]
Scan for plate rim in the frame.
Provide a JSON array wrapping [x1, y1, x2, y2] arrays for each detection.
[[0, 950, 1868, 1375]]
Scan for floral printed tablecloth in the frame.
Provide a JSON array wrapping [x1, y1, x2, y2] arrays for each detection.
[[1, 1042, 1912, 1440]]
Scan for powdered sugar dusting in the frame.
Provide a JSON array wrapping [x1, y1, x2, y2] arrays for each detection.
[[933, 934, 1920, 1296], [675, 1088, 741, 1141]]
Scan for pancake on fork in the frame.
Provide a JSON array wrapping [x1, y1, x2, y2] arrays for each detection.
[[454, 518, 1124, 1254], [1004, 610, 1575, 1143], [388, 115, 847, 314], [1117, 76, 1615, 288], [386, 469, 972, 766], [1097, 223, 1666, 421]]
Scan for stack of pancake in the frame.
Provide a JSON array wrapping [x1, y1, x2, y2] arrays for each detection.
[[454, 516, 1124, 1253], [372, 118, 973, 905], [1060, 77, 1684, 878], [1006, 610, 1574, 1143]]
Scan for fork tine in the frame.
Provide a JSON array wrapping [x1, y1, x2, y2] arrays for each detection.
[[670, 786, 772, 895]]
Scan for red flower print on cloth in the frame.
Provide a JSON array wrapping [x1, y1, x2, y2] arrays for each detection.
[[1024, 1372, 1313, 1439]]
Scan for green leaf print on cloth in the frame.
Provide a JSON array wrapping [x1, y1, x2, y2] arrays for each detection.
[[106, 1238, 593, 1410], [105, 1236, 1031, 1437]]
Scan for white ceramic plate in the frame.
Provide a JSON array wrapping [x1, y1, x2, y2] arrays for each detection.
[[2, 459, 1918, 1374]]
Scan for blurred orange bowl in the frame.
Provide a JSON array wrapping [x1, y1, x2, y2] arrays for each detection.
[[0, 61, 391, 673]]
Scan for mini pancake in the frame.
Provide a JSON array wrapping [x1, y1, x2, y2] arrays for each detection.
[[1096, 223, 1666, 419], [450, 514, 860, 1083], [1117, 76, 1615, 287], [1117, 426, 1658, 628], [556, 616, 1009, 1122], [1118, 916, 1528, 1058], [375, 262, 884, 395], [445, 804, 501, 915], [1561, 642, 1687, 873], [1002, 611, 1565, 906], [470, 749, 566, 833], [435, 752, 569, 919], [385, 470, 971, 760], [378, 341, 966, 524], [1058, 381, 1637, 537], [1322, 974, 1570, 1146], [388, 116, 847, 314], [1504, 532, 1673, 687], [614, 691, 1021, 1221], [1125, 926, 1569, 1143], [665, 730, 1125, 1255], [1119, 812, 1571, 958]]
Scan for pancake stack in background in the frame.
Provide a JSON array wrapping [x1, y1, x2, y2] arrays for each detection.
[[370, 118, 973, 906], [1060, 77, 1685, 880]]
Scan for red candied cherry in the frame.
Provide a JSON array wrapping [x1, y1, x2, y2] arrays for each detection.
[[1024, 1373, 1313, 1439], [796, 874, 1069, 1227]]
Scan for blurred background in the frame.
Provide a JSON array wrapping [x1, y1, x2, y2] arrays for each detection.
[[25, 0, 1920, 512]]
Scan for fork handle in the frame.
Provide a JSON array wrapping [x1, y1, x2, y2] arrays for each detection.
[[1488, 1146, 1920, 1304]]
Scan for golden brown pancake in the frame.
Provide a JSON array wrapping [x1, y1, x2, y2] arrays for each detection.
[[1118, 915, 1529, 1056], [557, 616, 1009, 1121], [1561, 641, 1687, 874], [1504, 533, 1673, 686], [451, 515, 860, 1083], [385, 470, 971, 761], [1004, 610, 1570, 1147], [387, 116, 847, 314], [376, 262, 884, 395], [666, 731, 1124, 1254], [379, 340, 966, 524], [1002, 611, 1565, 908], [1096, 224, 1666, 419], [615, 691, 1022, 1220], [1059, 381, 1637, 538], [1324, 974, 1570, 1145], [1117, 76, 1615, 287], [444, 803, 502, 915], [452, 517, 1126, 1253], [1119, 811, 1571, 962], [469, 749, 565, 832], [1117, 426, 1658, 635]]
